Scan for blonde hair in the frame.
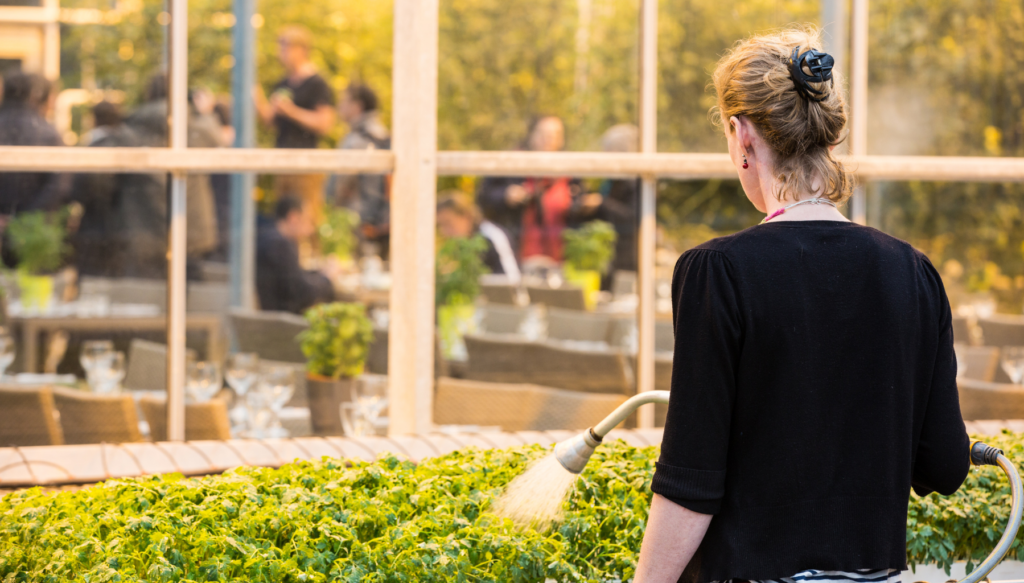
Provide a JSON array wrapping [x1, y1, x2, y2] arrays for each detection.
[[712, 27, 850, 204]]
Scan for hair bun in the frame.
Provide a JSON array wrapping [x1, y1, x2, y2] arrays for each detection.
[[788, 47, 835, 102]]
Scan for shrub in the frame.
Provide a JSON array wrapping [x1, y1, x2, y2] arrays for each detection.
[[435, 235, 490, 307], [1, 437, 1022, 581], [299, 302, 375, 379]]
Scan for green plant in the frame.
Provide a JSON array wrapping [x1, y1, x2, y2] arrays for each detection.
[[6, 211, 67, 276], [1, 437, 1023, 581], [563, 220, 617, 274], [318, 207, 361, 260], [298, 302, 375, 379], [435, 235, 490, 307]]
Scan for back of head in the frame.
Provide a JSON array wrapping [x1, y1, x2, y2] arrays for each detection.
[[437, 190, 482, 224], [93, 101, 122, 127], [2, 72, 50, 108], [345, 83, 379, 113], [275, 195, 304, 221], [713, 27, 850, 203], [278, 25, 312, 51]]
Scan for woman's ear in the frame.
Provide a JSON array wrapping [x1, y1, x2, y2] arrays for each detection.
[[732, 116, 755, 153]]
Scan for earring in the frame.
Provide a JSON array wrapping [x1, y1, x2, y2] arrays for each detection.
[[742, 155, 749, 169]]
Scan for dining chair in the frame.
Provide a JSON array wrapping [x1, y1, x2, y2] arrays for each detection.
[[0, 385, 64, 446], [139, 396, 232, 441], [108, 277, 168, 308], [957, 378, 1024, 420], [524, 285, 587, 311], [954, 344, 1000, 383], [124, 339, 197, 392], [611, 270, 637, 297], [229, 308, 308, 363], [978, 315, 1024, 382], [480, 283, 521, 306], [187, 282, 231, 313], [434, 376, 627, 432], [546, 307, 611, 344], [478, 304, 533, 336], [952, 316, 972, 345], [52, 388, 143, 444]]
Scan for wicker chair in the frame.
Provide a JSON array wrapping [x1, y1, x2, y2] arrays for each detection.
[[525, 286, 587, 311], [123, 339, 197, 392], [611, 270, 637, 297], [546, 307, 611, 343], [478, 305, 533, 335], [52, 388, 143, 444], [480, 283, 521, 306], [229, 308, 308, 363], [958, 378, 1024, 420], [952, 316, 971, 345], [0, 385, 64, 446], [954, 344, 1000, 383], [978, 314, 1024, 348], [139, 396, 232, 441], [187, 282, 230, 313], [434, 377, 628, 431], [463, 334, 633, 395], [93, 277, 168, 308]]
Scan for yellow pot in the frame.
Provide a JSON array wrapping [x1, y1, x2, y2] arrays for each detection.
[[17, 272, 53, 311], [564, 266, 601, 310]]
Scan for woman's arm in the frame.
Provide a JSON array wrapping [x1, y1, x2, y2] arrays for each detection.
[[634, 494, 712, 583]]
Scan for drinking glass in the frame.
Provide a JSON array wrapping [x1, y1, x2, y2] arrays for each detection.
[[355, 375, 388, 422], [1002, 346, 1024, 386], [91, 351, 125, 395], [186, 361, 222, 403], [0, 333, 15, 378], [251, 364, 295, 437], [225, 352, 260, 434], [340, 402, 369, 438], [80, 340, 114, 374]]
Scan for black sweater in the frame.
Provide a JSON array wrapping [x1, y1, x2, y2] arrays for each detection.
[[650, 221, 970, 582]]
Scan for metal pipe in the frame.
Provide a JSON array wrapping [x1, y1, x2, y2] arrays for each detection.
[[959, 443, 1024, 583]]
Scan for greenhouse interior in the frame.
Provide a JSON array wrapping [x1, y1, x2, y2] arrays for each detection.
[[1, 0, 1024, 580]]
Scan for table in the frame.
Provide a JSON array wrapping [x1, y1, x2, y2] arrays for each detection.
[[10, 313, 224, 373]]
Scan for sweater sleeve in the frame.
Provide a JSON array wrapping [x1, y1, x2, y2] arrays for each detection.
[[912, 258, 971, 497], [651, 248, 743, 515]]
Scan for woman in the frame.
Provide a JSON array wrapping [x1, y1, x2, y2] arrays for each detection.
[[635, 28, 969, 583]]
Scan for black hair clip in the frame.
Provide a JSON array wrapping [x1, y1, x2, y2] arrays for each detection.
[[788, 46, 834, 102]]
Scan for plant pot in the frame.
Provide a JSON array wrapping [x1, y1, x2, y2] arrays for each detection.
[[437, 304, 478, 361], [17, 272, 53, 311], [306, 375, 357, 436], [564, 266, 601, 310]]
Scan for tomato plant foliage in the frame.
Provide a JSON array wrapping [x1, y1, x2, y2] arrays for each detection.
[[1, 436, 1022, 581]]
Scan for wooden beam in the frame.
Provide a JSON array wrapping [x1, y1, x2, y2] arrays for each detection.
[[388, 0, 439, 436]]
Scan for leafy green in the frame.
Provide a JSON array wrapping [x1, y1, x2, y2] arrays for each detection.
[[563, 221, 617, 275], [318, 207, 362, 261], [299, 302, 375, 379], [7, 210, 68, 276], [435, 235, 490, 307], [2, 436, 1023, 582]]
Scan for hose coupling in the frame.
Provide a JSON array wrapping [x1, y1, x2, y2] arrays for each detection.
[[971, 441, 1004, 467]]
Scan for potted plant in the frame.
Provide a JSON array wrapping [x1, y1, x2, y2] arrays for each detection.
[[318, 206, 361, 263], [6, 210, 67, 311], [298, 302, 375, 436], [562, 220, 617, 309], [435, 235, 490, 360]]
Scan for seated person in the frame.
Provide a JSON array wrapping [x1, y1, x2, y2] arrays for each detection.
[[256, 196, 339, 314], [437, 191, 520, 284]]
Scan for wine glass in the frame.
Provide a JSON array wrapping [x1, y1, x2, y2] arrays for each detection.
[[251, 364, 295, 437], [225, 352, 260, 434], [0, 333, 16, 379], [354, 375, 388, 434], [1002, 347, 1024, 386], [186, 361, 222, 403], [91, 351, 125, 395], [340, 402, 369, 438], [81, 340, 114, 390]]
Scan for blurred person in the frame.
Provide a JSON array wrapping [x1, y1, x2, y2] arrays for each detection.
[[326, 82, 391, 255], [437, 191, 520, 283], [633, 29, 968, 582], [81, 101, 123, 146], [256, 196, 339, 314], [477, 115, 582, 262], [254, 25, 336, 222], [76, 74, 220, 279], [571, 124, 640, 287], [0, 72, 70, 216]]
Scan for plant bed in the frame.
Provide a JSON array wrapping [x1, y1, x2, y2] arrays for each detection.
[[2, 435, 1024, 581]]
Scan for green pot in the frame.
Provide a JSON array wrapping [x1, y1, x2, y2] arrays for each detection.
[[564, 266, 601, 310], [17, 272, 53, 311], [437, 304, 477, 361]]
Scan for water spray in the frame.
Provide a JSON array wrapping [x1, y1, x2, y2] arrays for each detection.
[[550, 391, 1024, 583]]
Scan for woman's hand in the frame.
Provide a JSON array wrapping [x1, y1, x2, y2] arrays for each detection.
[[634, 494, 713, 583]]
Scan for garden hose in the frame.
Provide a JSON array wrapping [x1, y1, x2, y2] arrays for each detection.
[[553, 400, 1023, 581], [957, 441, 1023, 583]]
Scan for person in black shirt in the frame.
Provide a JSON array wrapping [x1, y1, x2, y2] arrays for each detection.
[[256, 196, 340, 314], [254, 25, 336, 223], [634, 28, 969, 583]]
